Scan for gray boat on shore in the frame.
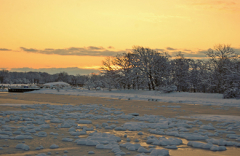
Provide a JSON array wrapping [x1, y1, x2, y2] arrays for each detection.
[[8, 86, 40, 92]]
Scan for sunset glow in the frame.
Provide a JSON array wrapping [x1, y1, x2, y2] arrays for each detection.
[[1, 0, 240, 75]]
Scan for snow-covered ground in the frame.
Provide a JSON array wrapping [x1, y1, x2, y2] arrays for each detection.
[[31, 88, 240, 107]]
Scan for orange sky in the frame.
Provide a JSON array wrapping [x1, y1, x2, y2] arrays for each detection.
[[1, 0, 240, 74]]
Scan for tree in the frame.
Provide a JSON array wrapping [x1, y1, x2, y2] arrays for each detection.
[[131, 46, 168, 90], [206, 44, 239, 93], [100, 57, 118, 91], [171, 52, 190, 92], [0, 70, 9, 83], [57, 72, 69, 83], [113, 53, 138, 89]]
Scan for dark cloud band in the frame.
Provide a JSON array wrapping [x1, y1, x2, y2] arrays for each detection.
[[19, 46, 124, 57], [0, 48, 11, 51]]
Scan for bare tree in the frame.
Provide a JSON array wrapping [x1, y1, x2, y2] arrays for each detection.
[[206, 44, 239, 93]]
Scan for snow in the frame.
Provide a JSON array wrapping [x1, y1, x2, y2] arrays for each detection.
[[31, 89, 240, 107], [49, 144, 59, 149], [180, 114, 240, 122], [88, 151, 95, 154], [187, 141, 227, 151], [15, 143, 30, 151], [43, 82, 70, 87]]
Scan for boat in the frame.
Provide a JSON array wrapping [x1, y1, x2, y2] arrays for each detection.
[[8, 85, 40, 92]]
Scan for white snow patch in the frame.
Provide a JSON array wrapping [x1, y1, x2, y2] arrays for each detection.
[[179, 114, 240, 122]]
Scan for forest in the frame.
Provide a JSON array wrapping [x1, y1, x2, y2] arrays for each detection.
[[1, 44, 240, 98]]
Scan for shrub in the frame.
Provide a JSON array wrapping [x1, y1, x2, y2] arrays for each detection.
[[223, 87, 240, 99]]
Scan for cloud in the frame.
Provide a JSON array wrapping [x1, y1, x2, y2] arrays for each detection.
[[233, 48, 240, 54], [137, 13, 190, 23], [157, 47, 209, 59], [108, 46, 114, 49], [168, 47, 240, 59], [9, 67, 100, 75], [171, 50, 208, 58], [101, 12, 190, 24], [166, 47, 177, 51], [189, 0, 239, 12], [155, 49, 165, 52], [0, 48, 11, 51], [20, 47, 38, 52], [19, 46, 125, 56]]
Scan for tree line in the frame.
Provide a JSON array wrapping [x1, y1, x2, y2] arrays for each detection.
[[0, 70, 89, 86], [99, 45, 240, 98], [1, 44, 240, 98]]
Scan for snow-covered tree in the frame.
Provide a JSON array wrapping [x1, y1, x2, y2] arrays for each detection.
[[171, 52, 190, 92], [131, 46, 170, 90], [100, 57, 119, 91], [206, 44, 239, 93], [0, 70, 10, 83]]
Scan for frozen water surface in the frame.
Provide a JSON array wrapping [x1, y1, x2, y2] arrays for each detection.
[[0, 90, 240, 155]]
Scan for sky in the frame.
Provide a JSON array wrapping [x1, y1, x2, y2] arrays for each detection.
[[1, 0, 240, 75]]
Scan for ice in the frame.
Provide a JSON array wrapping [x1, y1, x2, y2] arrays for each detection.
[[88, 151, 95, 154], [86, 140, 99, 146], [120, 142, 141, 151], [15, 143, 30, 151], [49, 144, 59, 149], [0, 135, 9, 139], [123, 122, 168, 131], [70, 130, 87, 136], [77, 139, 87, 145], [226, 134, 240, 139], [50, 118, 62, 123], [49, 132, 58, 135], [62, 138, 73, 142], [15, 135, 33, 140], [77, 120, 92, 124], [1, 97, 239, 156], [37, 131, 47, 137], [87, 132, 121, 143], [150, 149, 169, 156], [36, 153, 47, 156], [207, 138, 238, 146], [188, 141, 227, 151], [135, 154, 148, 156], [68, 127, 76, 132], [179, 133, 208, 140], [115, 127, 127, 131], [165, 145, 178, 149], [35, 145, 44, 150], [137, 147, 150, 153], [210, 145, 227, 151], [146, 136, 182, 146], [200, 124, 215, 130]]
